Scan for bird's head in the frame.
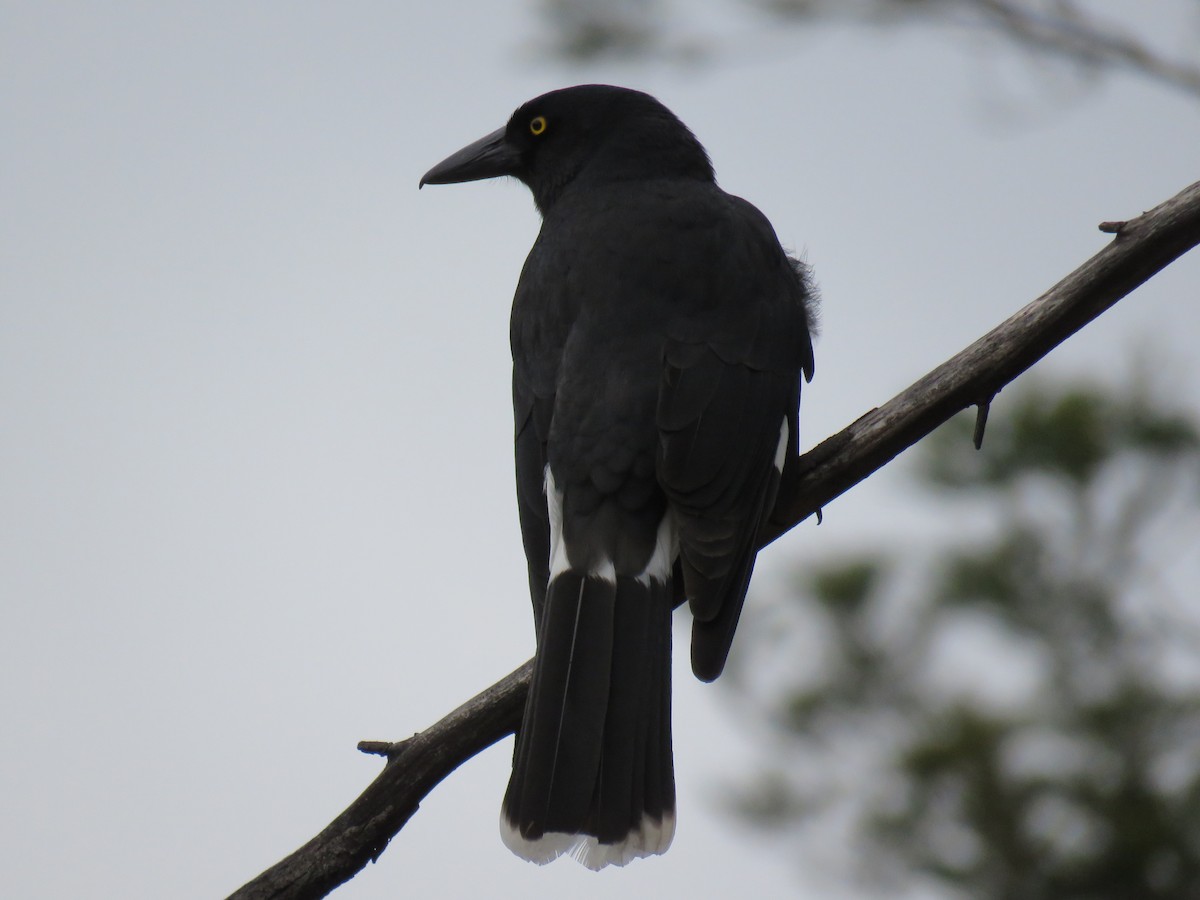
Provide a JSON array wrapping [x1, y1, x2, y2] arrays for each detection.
[[420, 85, 714, 213]]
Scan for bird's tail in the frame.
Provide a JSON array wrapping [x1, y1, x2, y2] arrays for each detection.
[[500, 569, 675, 870]]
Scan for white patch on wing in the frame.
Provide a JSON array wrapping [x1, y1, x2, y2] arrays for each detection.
[[545, 466, 568, 583], [636, 513, 678, 586], [500, 810, 676, 871], [774, 417, 789, 473]]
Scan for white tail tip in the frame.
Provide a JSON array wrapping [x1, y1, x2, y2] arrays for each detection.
[[500, 811, 676, 871]]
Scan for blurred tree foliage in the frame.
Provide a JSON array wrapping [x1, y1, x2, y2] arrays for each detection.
[[535, 1, 1200, 101], [723, 378, 1200, 899]]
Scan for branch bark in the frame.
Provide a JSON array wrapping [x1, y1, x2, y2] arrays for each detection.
[[227, 179, 1200, 900]]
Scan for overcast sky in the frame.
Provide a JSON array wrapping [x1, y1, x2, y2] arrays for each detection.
[[4, 3, 1199, 899]]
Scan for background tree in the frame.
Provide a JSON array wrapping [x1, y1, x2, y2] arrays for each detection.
[[724, 377, 1200, 899], [535, 0, 1200, 102]]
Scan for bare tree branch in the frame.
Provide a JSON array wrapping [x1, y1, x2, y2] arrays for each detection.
[[227, 179, 1200, 900], [228, 662, 530, 900], [539, 1, 1200, 102], [964, 0, 1200, 99], [763, 180, 1200, 542]]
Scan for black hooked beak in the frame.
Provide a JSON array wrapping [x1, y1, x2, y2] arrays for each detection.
[[419, 126, 522, 187]]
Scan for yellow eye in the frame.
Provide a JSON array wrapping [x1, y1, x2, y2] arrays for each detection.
[[529, 115, 548, 136]]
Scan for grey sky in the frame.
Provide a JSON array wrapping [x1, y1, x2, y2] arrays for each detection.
[[3, 3, 1198, 898]]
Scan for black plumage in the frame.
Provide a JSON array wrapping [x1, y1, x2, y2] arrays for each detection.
[[421, 85, 815, 869]]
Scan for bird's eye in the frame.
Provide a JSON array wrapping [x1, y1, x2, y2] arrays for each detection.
[[529, 115, 548, 136]]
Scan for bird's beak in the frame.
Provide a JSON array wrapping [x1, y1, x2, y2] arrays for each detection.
[[420, 126, 521, 188]]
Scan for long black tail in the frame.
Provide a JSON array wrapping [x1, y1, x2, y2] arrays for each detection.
[[500, 569, 675, 870]]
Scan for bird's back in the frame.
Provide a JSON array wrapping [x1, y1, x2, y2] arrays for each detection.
[[422, 84, 815, 869]]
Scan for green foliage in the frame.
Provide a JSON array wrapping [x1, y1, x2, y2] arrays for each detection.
[[725, 378, 1200, 899]]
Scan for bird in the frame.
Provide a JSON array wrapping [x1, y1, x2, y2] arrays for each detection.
[[420, 84, 815, 870]]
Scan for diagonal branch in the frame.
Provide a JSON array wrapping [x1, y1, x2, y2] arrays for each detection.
[[227, 179, 1200, 900]]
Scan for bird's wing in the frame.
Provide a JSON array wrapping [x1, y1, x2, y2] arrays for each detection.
[[513, 376, 556, 627], [656, 195, 815, 681]]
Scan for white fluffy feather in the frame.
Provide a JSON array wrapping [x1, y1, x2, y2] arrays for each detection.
[[636, 513, 678, 586], [544, 465, 618, 584]]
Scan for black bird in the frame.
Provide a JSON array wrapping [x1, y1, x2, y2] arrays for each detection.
[[421, 85, 815, 870]]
